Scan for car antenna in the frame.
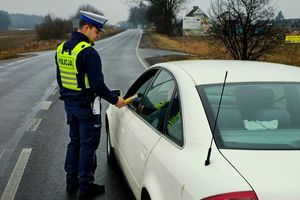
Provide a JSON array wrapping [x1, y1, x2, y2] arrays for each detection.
[[205, 71, 228, 166]]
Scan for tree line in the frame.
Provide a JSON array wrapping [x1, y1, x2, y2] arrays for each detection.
[[10, 13, 43, 30], [0, 10, 43, 30], [0, 10, 11, 30], [0, 4, 102, 38], [34, 4, 104, 40]]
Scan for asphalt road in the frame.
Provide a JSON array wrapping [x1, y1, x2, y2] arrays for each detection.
[[0, 29, 148, 200]]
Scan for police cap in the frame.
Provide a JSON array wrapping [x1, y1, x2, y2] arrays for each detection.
[[79, 10, 108, 32]]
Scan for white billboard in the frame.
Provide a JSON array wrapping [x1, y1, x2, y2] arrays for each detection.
[[183, 17, 201, 30]]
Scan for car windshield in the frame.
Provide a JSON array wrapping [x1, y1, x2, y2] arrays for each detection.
[[197, 83, 300, 150]]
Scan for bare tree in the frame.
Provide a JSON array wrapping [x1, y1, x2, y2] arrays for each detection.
[[35, 14, 72, 40], [127, 0, 187, 35], [150, 0, 186, 35], [275, 11, 284, 22], [128, 2, 150, 28], [209, 0, 280, 60]]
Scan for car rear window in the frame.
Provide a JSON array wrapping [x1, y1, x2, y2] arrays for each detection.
[[197, 83, 300, 150]]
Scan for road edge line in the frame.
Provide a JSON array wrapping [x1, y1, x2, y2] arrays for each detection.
[[136, 30, 148, 69], [0, 149, 6, 161]]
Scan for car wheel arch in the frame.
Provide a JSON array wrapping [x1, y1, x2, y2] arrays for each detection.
[[141, 187, 151, 200], [105, 114, 118, 166], [140, 170, 165, 200], [105, 114, 109, 134]]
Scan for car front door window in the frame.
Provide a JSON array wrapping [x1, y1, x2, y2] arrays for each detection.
[[125, 69, 159, 111], [139, 70, 176, 132]]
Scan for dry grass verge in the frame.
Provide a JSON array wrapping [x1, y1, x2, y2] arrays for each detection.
[[0, 29, 124, 60], [261, 43, 300, 66], [141, 31, 300, 67]]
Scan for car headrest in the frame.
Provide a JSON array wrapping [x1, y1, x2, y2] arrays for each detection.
[[235, 86, 275, 120]]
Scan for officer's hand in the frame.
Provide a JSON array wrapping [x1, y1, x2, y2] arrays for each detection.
[[115, 97, 126, 108]]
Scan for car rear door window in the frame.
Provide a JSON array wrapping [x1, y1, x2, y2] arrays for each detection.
[[138, 70, 176, 132], [165, 90, 183, 146]]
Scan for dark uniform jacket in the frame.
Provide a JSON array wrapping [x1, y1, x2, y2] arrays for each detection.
[[55, 31, 118, 120]]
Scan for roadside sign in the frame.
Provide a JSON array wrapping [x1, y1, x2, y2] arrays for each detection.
[[183, 17, 201, 30], [285, 35, 300, 43]]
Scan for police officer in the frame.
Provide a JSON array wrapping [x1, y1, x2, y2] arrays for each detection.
[[55, 10, 126, 199]]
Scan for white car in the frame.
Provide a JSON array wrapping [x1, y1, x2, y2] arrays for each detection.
[[105, 60, 300, 200]]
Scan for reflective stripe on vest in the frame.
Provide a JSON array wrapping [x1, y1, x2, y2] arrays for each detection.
[[168, 112, 180, 128], [56, 41, 91, 91]]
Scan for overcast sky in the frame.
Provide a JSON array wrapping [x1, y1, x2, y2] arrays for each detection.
[[1, 0, 299, 25]]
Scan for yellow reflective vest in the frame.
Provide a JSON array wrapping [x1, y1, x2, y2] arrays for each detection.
[[56, 41, 91, 91]]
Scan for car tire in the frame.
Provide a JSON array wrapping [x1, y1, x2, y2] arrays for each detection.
[[106, 119, 117, 166]]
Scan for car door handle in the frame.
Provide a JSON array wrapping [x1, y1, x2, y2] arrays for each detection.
[[140, 146, 148, 160]]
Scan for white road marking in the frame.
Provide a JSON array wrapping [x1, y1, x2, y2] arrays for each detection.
[[0, 148, 32, 200], [26, 118, 42, 132], [136, 30, 148, 69], [0, 57, 35, 70], [0, 64, 13, 69], [97, 47, 107, 52], [0, 149, 6, 161], [52, 88, 57, 96], [15, 57, 35, 63], [40, 101, 52, 110], [45, 81, 58, 97]]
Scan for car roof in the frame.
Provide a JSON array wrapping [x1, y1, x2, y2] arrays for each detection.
[[155, 60, 300, 85]]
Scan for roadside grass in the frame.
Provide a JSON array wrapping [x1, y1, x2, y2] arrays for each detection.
[[142, 31, 300, 67], [261, 43, 300, 66], [0, 28, 124, 60], [0, 30, 37, 51], [147, 32, 211, 57]]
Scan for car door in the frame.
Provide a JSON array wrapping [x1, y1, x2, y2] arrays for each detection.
[[110, 68, 158, 148], [122, 69, 177, 196], [112, 68, 159, 195], [143, 88, 185, 200]]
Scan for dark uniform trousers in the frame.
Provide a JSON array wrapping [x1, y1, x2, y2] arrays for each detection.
[[63, 98, 101, 192]]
